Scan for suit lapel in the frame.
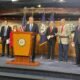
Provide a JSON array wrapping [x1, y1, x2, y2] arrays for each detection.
[[28, 24, 30, 31], [50, 27, 54, 33], [28, 24, 34, 31], [31, 24, 34, 31], [7, 26, 9, 33]]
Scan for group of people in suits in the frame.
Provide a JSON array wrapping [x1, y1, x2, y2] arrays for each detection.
[[1, 21, 12, 57], [46, 18, 80, 65], [0, 21, 18, 58], [0, 17, 39, 63], [46, 18, 71, 62], [0, 16, 80, 65]]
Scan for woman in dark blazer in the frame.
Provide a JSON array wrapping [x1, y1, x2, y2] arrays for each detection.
[[46, 21, 57, 60]]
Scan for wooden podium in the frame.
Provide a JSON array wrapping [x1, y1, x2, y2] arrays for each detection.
[[7, 32, 40, 66]]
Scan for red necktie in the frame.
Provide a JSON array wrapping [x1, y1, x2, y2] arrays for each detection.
[[50, 27, 52, 33], [61, 26, 64, 33]]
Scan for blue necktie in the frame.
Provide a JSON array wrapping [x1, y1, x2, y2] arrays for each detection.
[[30, 24, 32, 31], [4, 27, 7, 36]]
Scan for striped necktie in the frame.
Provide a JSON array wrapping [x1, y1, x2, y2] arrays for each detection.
[[50, 27, 52, 33]]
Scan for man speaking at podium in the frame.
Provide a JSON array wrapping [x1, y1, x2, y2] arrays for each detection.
[[25, 16, 39, 62]]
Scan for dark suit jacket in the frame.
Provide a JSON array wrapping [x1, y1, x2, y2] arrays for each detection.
[[25, 23, 39, 34], [1, 26, 12, 39], [25, 23, 39, 48], [46, 27, 57, 42], [74, 26, 80, 44]]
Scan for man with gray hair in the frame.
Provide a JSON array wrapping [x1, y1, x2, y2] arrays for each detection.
[[58, 19, 71, 62], [25, 16, 39, 62]]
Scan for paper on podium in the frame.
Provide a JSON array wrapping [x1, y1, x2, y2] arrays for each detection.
[[6, 39, 10, 44], [47, 35, 54, 40], [71, 42, 75, 47], [47, 35, 51, 40]]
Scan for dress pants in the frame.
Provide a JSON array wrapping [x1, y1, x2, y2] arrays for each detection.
[[2, 37, 10, 56], [75, 43, 80, 64], [59, 43, 69, 61], [47, 40, 56, 59], [32, 37, 36, 62], [10, 46, 14, 57]]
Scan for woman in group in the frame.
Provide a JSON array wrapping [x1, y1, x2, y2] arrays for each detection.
[[46, 21, 57, 60]]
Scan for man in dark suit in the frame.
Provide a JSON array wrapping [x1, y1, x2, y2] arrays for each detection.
[[25, 16, 39, 62], [46, 21, 57, 60], [1, 20, 12, 57], [74, 18, 80, 65]]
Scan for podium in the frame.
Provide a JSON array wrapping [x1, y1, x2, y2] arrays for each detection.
[[7, 32, 39, 66]]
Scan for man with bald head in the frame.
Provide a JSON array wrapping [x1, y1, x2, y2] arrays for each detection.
[[25, 16, 39, 62]]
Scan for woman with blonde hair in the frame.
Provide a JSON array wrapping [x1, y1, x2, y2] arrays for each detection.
[[46, 21, 57, 60]]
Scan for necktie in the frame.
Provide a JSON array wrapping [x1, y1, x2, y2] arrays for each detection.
[[61, 26, 64, 33], [4, 27, 7, 36], [30, 24, 32, 31], [50, 27, 52, 33]]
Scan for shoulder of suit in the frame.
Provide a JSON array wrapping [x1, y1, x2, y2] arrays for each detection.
[[8, 26, 12, 28], [54, 27, 57, 29], [26, 24, 29, 26], [8, 26, 11, 27], [26, 23, 38, 27], [47, 27, 49, 29], [34, 24, 38, 28], [1, 26, 4, 29], [1, 26, 4, 28], [34, 23, 38, 26]]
